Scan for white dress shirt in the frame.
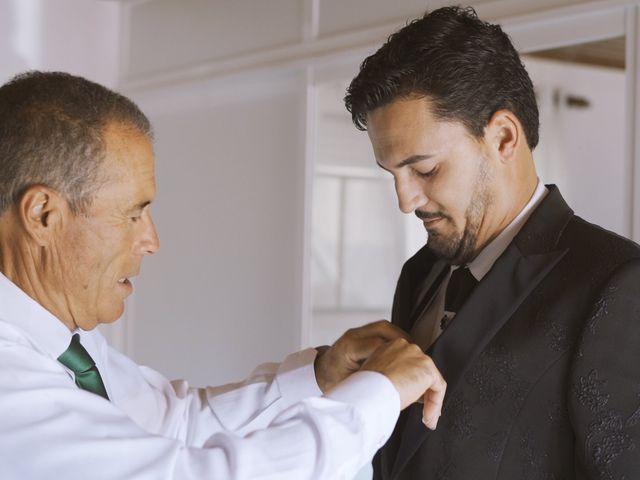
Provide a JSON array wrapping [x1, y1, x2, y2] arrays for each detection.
[[412, 180, 548, 349], [0, 272, 400, 480]]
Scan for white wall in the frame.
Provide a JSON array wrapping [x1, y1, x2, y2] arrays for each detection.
[[0, 0, 120, 86], [527, 57, 627, 235], [117, 0, 318, 387], [126, 0, 304, 78], [129, 73, 307, 385]]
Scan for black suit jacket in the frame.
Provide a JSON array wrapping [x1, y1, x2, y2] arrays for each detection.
[[373, 186, 640, 479]]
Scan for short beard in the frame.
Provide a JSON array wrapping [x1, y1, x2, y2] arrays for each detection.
[[426, 160, 492, 265]]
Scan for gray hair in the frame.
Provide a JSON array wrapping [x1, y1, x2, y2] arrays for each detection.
[[0, 71, 153, 215]]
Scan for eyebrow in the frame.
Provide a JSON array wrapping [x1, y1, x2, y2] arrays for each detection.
[[132, 200, 152, 211], [377, 154, 434, 171]]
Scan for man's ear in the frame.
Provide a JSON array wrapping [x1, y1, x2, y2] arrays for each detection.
[[18, 186, 67, 246], [484, 110, 522, 163]]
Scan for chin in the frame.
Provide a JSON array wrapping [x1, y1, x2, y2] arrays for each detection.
[[99, 304, 126, 325], [427, 234, 459, 260], [100, 316, 122, 325]]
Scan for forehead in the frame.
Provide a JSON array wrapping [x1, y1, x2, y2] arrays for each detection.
[[366, 96, 472, 162], [95, 122, 156, 204]]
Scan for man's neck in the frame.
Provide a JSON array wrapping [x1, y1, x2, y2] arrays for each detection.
[[0, 244, 76, 333], [474, 177, 539, 258], [467, 179, 547, 280]]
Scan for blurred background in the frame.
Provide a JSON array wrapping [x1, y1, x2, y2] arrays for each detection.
[[1, 1, 639, 476]]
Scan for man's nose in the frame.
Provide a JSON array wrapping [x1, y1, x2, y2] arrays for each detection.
[[396, 177, 429, 214], [140, 213, 160, 255]]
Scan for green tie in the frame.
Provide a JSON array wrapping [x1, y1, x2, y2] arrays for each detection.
[[57, 333, 109, 400]]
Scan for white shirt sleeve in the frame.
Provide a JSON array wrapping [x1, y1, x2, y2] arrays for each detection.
[[0, 331, 400, 480]]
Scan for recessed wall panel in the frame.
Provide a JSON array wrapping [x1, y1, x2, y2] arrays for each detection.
[[130, 87, 305, 386], [127, 0, 303, 78]]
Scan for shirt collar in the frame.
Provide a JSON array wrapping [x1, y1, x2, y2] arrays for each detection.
[[0, 271, 75, 359], [467, 180, 548, 281]]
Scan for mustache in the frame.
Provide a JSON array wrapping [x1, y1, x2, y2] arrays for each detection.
[[415, 210, 449, 221]]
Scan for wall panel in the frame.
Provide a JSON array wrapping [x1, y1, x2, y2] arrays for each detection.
[[129, 81, 306, 386], [127, 0, 303, 79]]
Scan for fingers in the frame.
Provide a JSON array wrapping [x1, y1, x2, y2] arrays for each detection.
[[355, 319, 412, 342], [338, 320, 411, 362], [332, 322, 448, 431], [316, 320, 418, 395], [360, 337, 447, 417], [421, 370, 447, 430], [343, 336, 393, 365]]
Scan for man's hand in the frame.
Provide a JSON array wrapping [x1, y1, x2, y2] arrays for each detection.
[[361, 338, 446, 430], [314, 320, 411, 393]]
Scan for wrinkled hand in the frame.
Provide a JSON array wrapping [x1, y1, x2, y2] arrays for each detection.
[[314, 320, 411, 394], [361, 338, 446, 430]]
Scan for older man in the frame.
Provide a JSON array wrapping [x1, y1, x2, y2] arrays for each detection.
[[0, 71, 446, 479], [345, 6, 640, 480]]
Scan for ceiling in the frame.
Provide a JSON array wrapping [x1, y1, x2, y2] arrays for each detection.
[[528, 36, 625, 70]]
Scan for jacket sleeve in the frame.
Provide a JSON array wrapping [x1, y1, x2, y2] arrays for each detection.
[[569, 257, 640, 478]]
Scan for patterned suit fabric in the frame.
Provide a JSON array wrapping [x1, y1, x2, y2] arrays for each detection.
[[373, 185, 640, 480]]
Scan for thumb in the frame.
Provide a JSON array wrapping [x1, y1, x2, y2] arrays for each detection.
[[421, 390, 442, 431], [420, 368, 446, 430]]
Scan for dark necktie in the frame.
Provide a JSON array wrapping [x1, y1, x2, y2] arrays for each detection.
[[441, 266, 478, 330], [57, 334, 109, 400]]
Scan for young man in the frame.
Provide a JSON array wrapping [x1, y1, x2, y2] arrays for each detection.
[[345, 6, 640, 479]]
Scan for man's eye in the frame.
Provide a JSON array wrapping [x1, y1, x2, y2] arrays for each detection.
[[419, 167, 437, 178], [130, 215, 141, 223]]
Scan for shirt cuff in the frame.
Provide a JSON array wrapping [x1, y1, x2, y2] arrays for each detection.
[[326, 370, 401, 452], [275, 348, 323, 401]]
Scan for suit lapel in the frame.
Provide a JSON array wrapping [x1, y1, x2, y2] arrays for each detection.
[[390, 185, 574, 479], [406, 259, 449, 329]]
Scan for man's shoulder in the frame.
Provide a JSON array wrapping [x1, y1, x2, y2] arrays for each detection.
[[0, 318, 35, 349], [564, 215, 640, 263]]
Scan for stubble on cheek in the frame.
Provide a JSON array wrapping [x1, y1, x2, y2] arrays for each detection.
[[425, 158, 493, 264]]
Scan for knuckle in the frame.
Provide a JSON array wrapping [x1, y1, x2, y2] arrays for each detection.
[[422, 355, 435, 366], [421, 358, 435, 371], [393, 337, 409, 346]]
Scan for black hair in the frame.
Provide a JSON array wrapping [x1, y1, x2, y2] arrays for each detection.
[[345, 6, 539, 149]]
